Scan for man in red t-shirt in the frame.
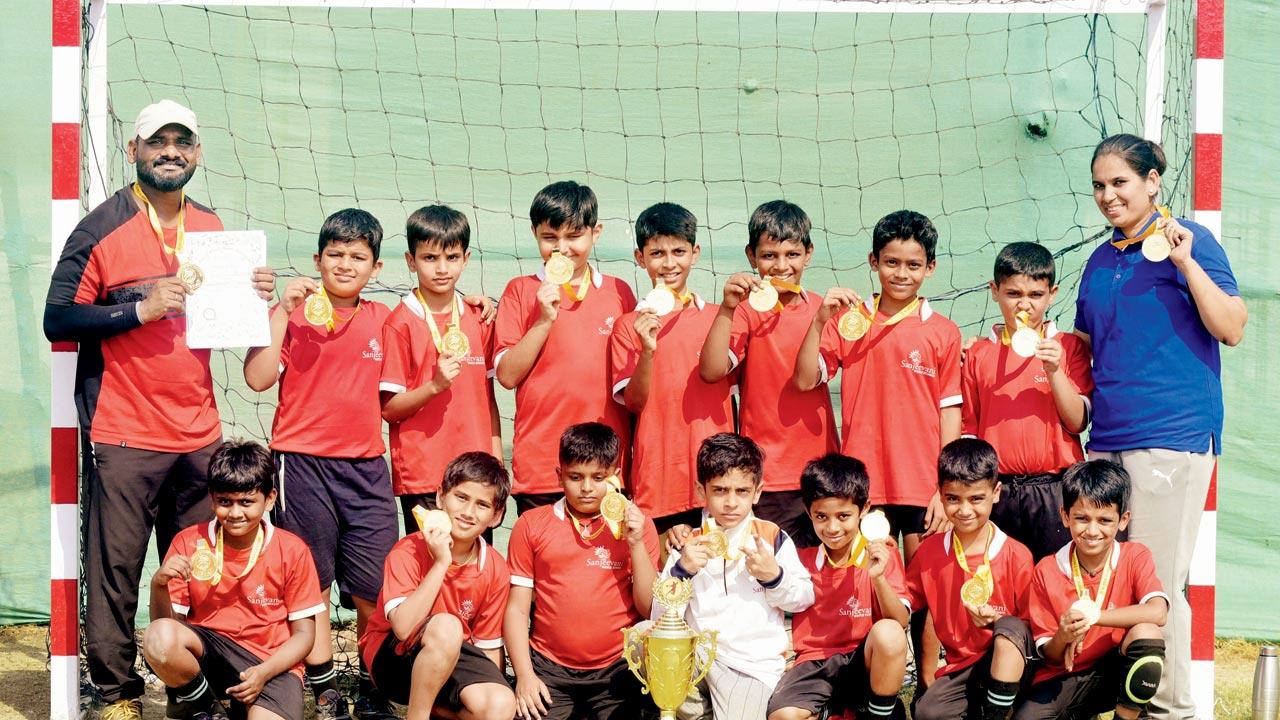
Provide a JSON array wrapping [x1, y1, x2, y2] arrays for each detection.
[[143, 440, 325, 720], [1017, 461, 1168, 720], [43, 101, 274, 718]]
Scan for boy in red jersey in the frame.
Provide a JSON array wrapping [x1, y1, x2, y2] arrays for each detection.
[[143, 440, 325, 720], [699, 200, 838, 547], [907, 439, 1035, 720], [767, 453, 909, 720], [504, 422, 660, 720], [360, 452, 516, 720], [962, 242, 1094, 560], [495, 181, 637, 514], [243, 209, 398, 718], [610, 203, 735, 532], [1016, 460, 1167, 720], [381, 205, 502, 529]]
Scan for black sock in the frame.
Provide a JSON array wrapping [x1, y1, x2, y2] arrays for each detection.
[[865, 691, 899, 717], [984, 678, 1020, 719], [358, 660, 376, 698], [171, 673, 217, 712], [306, 660, 340, 697]]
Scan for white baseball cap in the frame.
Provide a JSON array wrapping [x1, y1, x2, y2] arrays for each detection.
[[134, 99, 199, 141]]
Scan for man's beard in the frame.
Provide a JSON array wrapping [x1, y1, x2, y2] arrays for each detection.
[[136, 159, 196, 193]]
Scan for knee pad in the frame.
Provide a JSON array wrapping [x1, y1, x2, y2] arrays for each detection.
[[1118, 639, 1165, 708]]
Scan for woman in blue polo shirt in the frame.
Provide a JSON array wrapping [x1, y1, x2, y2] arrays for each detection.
[[1075, 133, 1247, 719]]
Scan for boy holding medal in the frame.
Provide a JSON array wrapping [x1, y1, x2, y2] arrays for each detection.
[[504, 422, 660, 720], [1016, 460, 1167, 720], [699, 200, 838, 546], [961, 242, 1094, 560], [494, 181, 637, 515], [610, 203, 735, 532], [766, 453, 909, 720], [906, 439, 1035, 720], [381, 205, 502, 531], [143, 440, 325, 720], [243, 208, 399, 718]]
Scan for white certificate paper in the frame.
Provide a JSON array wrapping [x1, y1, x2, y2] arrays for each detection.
[[183, 230, 271, 349]]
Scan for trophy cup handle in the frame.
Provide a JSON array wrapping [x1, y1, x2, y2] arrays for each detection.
[[621, 626, 653, 696], [687, 629, 718, 688]]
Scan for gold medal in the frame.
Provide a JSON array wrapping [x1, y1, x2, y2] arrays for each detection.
[[961, 574, 993, 606], [189, 538, 216, 582], [838, 309, 871, 341], [859, 510, 892, 543], [1069, 544, 1113, 630], [177, 262, 203, 293], [747, 282, 780, 313], [601, 492, 628, 540], [643, 285, 678, 316], [1010, 327, 1040, 358], [441, 326, 470, 358], [1141, 232, 1172, 262], [304, 292, 334, 327], [1070, 598, 1102, 627], [953, 526, 995, 606], [544, 252, 575, 285], [703, 528, 729, 559], [412, 506, 454, 535]]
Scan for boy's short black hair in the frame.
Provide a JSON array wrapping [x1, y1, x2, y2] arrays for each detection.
[[993, 241, 1056, 286], [319, 208, 383, 261], [530, 181, 598, 231], [748, 200, 812, 251], [872, 209, 938, 263], [1061, 459, 1131, 515], [634, 202, 698, 250], [558, 422, 621, 469], [696, 432, 764, 486], [407, 204, 470, 255], [937, 438, 999, 488], [800, 453, 870, 509], [440, 451, 511, 509], [207, 439, 275, 496]]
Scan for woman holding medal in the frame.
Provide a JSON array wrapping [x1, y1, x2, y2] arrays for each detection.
[[1074, 133, 1247, 719]]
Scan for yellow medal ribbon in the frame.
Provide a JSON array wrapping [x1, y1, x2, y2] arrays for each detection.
[[1070, 544, 1114, 610], [210, 523, 264, 587], [872, 294, 922, 327], [132, 181, 186, 256], [1000, 310, 1042, 345], [1110, 206, 1172, 251], [823, 535, 868, 569], [562, 264, 592, 303], [415, 289, 462, 355], [952, 524, 994, 576], [952, 525, 995, 605]]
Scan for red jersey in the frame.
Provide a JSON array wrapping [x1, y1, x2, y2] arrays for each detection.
[[1029, 541, 1166, 683], [165, 520, 324, 678], [494, 268, 636, 495], [270, 299, 390, 458], [360, 535, 510, 672], [818, 297, 962, 507], [48, 187, 224, 452], [904, 524, 1033, 678], [380, 293, 495, 495], [507, 499, 660, 669], [728, 291, 839, 491], [609, 297, 735, 518], [791, 544, 908, 664], [961, 322, 1093, 475]]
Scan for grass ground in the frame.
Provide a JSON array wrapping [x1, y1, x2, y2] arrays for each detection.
[[0, 625, 1267, 719]]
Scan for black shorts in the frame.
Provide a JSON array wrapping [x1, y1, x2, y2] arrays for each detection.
[[1013, 649, 1130, 720], [754, 490, 818, 549], [766, 644, 872, 716], [911, 616, 1035, 720], [653, 507, 704, 535], [879, 504, 928, 538], [370, 626, 507, 711], [272, 452, 398, 605], [185, 624, 304, 720], [992, 472, 1072, 561], [514, 491, 561, 516], [530, 648, 643, 720]]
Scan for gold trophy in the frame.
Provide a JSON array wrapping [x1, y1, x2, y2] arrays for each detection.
[[622, 578, 717, 719]]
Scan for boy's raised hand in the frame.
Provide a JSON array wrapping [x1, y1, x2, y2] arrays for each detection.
[[535, 281, 561, 323], [280, 276, 320, 315], [1035, 336, 1064, 375], [423, 526, 453, 566], [664, 524, 694, 554], [138, 277, 189, 323], [431, 353, 463, 392], [721, 272, 762, 310], [634, 311, 660, 353], [743, 533, 781, 584], [228, 664, 270, 706], [677, 535, 712, 576], [866, 539, 891, 580], [815, 287, 863, 326], [462, 294, 497, 324], [623, 502, 646, 547], [961, 601, 1001, 628], [151, 553, 191, 587], [515, 673, 553, 720], [251, 267, 276, 302]]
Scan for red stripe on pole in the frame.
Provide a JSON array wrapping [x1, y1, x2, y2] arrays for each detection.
[[52, 123, 80, 201], [52, 0, 80, 47], [52, 341, 77, 353], [50, 427, 79, 505], [1189, 584, 1216, 660], [1194, 134, 1223, 211], [1204, 464, 1217, 511], [1196, 0, 1225, 59], [49, 579, 78, 656]]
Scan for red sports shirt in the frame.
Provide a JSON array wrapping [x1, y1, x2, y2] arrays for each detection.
[[359, 535, 510, 672], [791, 544, 908, 664], [961, 321, 1093, 475], [494, 268, 636, 495], [380, 293, 495, 495], [818, 298, 962, 507], [728, 291, 839, 491], [270, 299, 390, 458], [1029, 541, 1166, 683], [904, 524, 1033, 678], [165, 520, 325, 678], [508, 499, 660, 669], [609, 297, 735, 519]]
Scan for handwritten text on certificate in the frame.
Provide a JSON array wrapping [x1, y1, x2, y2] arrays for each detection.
[[183, 230, 271, 349]]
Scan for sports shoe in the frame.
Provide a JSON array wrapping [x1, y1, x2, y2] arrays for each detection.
[[353, 691, 398, 720], [100, 699, 142, 720], [316, 688, 353, 720]]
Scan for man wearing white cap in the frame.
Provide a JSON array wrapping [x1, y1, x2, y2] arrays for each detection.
[[44, 100, 276, 720]]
